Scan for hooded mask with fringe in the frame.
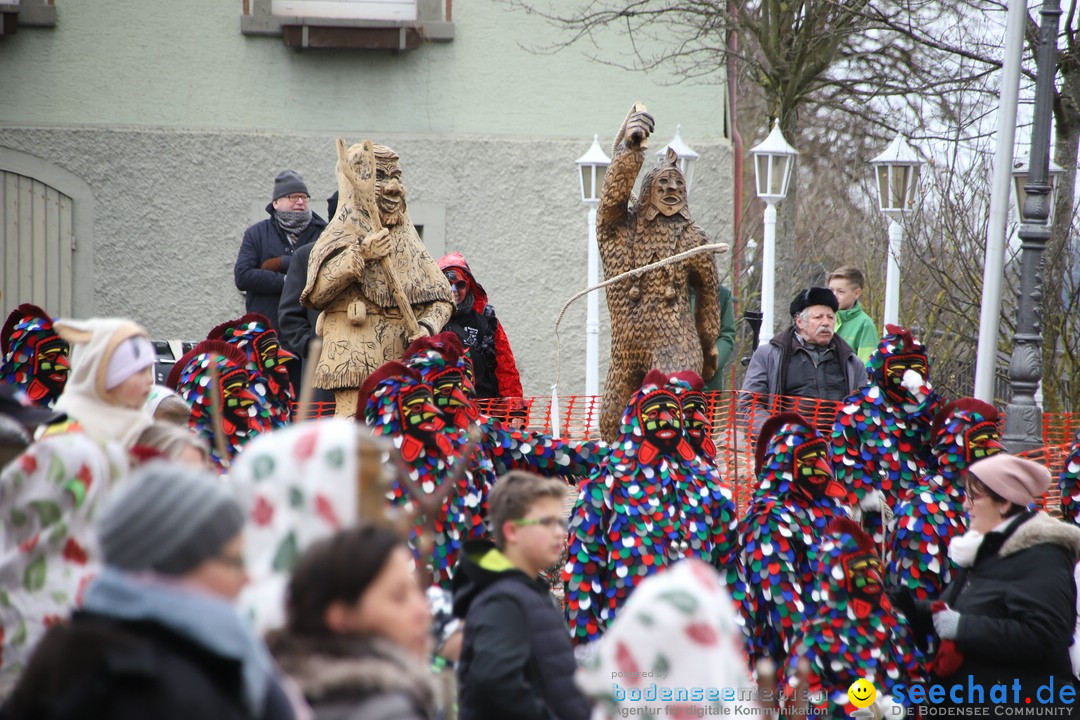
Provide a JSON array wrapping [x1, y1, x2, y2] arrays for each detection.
[[1059, 427, 1080, 527], [0, 304, 70, 408], [563, 370, 695, 646], [207, 313, 295, 428], [665, 371, 738, 577], [831, 325, 941, 540], [783, 518, 923, 718], [887, 398, 1002, 602], [166, 340, 271, 470], [358, 360, 474, 588], [737, 413, 849, 665]]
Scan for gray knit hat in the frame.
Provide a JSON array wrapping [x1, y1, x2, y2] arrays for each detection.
[[272, 170, 309, 201], [98, 461, 246, 575]]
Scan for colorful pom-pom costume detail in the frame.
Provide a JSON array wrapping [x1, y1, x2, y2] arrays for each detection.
[[887, 399, 1003, 603], [0, 303, 70, 408], [360, 360, 478, 588], [563, 369, 696, 646], [736, 413, 850, 666], [830, 325, 940, 541], [166, 339, 271, 469], [781, 518, 924, 719], [207, 312, 296, 428]]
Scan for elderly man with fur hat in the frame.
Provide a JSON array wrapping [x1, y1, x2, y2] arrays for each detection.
[[741, 287, 866, 439]]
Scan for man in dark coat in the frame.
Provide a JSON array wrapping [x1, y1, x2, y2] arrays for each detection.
[[740, 287, 865, 438], [277, 241, 333, 404], [234, 170, 327, 336]]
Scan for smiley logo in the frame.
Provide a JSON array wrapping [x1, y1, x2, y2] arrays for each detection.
[[848, 678, 877, 708]]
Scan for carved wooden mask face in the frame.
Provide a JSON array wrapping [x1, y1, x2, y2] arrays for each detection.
[[398, 385, 444, 447], [637, 391, 683, 454], [964, 420, 1004, 465], [842, 552, 884, 608], [221, 367, 258, 426], [30, 336, 70, 401], [650, 167, 687, 217], [883, 352, 928, 400], [793, 437, 841, 499], [680, 393, 709, 449]]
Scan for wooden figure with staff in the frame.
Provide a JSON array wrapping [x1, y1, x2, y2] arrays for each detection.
[[301, 140, 454, 418]]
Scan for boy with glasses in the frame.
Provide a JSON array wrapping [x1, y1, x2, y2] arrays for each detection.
[[453, 471, 589, 720]]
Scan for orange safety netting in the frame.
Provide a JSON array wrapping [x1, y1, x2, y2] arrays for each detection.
[[300, 392, 1078, 516]]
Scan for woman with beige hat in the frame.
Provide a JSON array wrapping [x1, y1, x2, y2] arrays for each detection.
[[911, 453, 1080, 712]]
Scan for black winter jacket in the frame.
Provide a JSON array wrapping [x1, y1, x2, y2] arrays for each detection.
[[453, 542, 590, 720], [234, 205, 326, 333], [277, 241, 334, 403], [0, 611, 295, 720], [914, 512, 1080, 711]]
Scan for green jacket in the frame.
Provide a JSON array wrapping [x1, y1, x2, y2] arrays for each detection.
[[835, 302, 879, 363], [703, 285, 737, 391]]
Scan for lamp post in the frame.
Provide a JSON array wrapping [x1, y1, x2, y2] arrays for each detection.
[[748, 121, 797, 345], [870, 134, 922, 327], [576, 134, 611, 398], [657, 125, 700, 195], [1003, 0, 1062, 453], [1012, 157, 1063, 224]]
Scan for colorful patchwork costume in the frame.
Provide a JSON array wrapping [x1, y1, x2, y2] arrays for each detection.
[[782, 518, 923, 719], [0, 303, 70, 408], [887, 399, 1003, 605], [1058, 427, 1080, 528], [736, 413, 849, 666], [207, 312, 296, 428], [666, 371, 738, 577], [166, 339, 271, 470], [831, 325, 940, 541], [563, 369, 696, 646], [359, 360, 477, 588]]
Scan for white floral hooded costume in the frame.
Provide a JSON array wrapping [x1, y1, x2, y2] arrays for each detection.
[[231, 418, 362, 635], [0, 430, 129, 687], [576, 559, 761, 718]]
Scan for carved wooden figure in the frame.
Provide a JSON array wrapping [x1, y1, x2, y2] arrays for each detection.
[[301, 140, 454, 418], [597, 103, 722, 441]]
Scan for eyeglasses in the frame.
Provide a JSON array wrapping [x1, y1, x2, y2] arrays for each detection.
[[282, 193, 309, 203], [512, 516, 568, 531]]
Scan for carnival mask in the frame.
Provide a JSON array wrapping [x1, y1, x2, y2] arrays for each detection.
[[375, 158, 406, 227], [430, 366, 477, 427], [793, 438, 846, 500], [963, 420, 1003, 465], [28, 336, 70, 403], [883, 352, 928, 401], [254, 331, 294, 391], [680, 392, 715, 459], [842, 552, 884, 618], [220, 367, 258, 430]]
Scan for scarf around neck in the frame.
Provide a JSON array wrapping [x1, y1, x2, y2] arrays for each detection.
[[82, 567, 275, 716], [275, 209, 312, 243]]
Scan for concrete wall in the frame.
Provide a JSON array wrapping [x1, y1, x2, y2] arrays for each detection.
[[0, 0, 734, 397]]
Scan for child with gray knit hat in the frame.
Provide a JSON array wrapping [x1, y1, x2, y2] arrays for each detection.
[[1, 461, 298, 720]]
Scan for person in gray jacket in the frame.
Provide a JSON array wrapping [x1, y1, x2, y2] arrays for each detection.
[[740, 287, 865, 439]]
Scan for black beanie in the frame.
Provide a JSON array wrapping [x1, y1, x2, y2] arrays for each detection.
[[272, 170, 309, 201], [790, 287, 839, 318]]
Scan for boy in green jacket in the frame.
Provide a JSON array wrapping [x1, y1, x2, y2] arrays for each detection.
[[828, 266, 879, 363]]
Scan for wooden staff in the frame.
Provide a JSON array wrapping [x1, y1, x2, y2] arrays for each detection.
[[336, 139, 422, 337]]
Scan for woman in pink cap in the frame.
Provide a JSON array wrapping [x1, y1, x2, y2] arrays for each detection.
[[909, 453, 1080, 712]]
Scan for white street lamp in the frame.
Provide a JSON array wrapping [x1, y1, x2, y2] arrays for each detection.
[[576, 134, 611, 398], [1012, 157, 1063, 225], [870, 133, 922, 328], [748, 120, 797, 345], [656, 124, 700, 195]]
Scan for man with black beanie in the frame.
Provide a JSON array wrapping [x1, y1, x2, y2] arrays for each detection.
[[740, 287, 866, 437], [234, 170, 327, 336]]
